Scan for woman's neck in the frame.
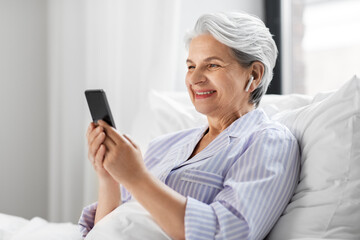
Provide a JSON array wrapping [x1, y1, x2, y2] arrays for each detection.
[[206, 106, 254, 137]]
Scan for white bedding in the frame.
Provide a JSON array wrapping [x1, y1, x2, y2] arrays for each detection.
[[0, 200, 170, 240], [85, 200, 170, 240], [0, 213, 81, 240], [0, 211, 339, 240]]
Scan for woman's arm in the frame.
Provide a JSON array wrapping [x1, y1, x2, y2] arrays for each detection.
[[98, 120, 187, 240], [86, 122, 122, 224], [94, 177, 121, 224]]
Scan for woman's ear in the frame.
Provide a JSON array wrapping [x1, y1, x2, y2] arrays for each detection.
[[247, 61, 265, 92]]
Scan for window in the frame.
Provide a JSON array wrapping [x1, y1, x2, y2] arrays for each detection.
[[282, 0, 360, 95]]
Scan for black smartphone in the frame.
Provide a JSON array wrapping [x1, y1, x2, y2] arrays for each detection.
[[85, 89, 116, 128]]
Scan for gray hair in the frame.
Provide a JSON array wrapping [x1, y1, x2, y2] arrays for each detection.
[[185, 12, 278, 107]]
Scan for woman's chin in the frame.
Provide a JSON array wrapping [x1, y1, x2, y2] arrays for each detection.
[[194, 105, 216, 117]]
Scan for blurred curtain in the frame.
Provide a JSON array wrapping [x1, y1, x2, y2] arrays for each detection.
[[47, 0, 180, 223]]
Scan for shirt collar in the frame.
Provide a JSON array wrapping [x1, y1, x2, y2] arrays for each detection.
[[193, 108, 268, 141], [224, 108, 268, 138]]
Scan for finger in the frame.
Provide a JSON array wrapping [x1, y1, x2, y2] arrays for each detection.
[[123, 134, 139, 149], [88, 125, 104, 146], [89, 131, 106, 158], [102, 134, 117, 151], [98, 120, 127, 145], [86, 122, 96, 139], [94, 144, 106, 169], [88, 151, 93, 164]]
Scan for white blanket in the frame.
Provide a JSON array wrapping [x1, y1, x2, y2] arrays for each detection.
[[85, 200, 171, 240], [0, 200, 170, 240], [0, 207, 332, 240], [0, 213, 81, 240]]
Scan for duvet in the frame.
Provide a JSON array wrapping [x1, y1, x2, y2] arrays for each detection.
[[0, 200, 170, 240], [0, 210, 334, 240], [0, 213, 80, 240]]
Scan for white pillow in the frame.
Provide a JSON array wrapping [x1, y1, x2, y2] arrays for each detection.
[[267, 76, 360, 240], [130, 75, 360, 239], [259, 93, 313, 117], [131, 90, 206, 153]]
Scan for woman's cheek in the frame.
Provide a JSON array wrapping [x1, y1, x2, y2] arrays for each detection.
[[185, 86, 194, 101]]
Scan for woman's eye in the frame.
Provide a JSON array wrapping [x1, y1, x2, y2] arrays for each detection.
[[208, 64, 220, 68], [187, 66, 195, 70]]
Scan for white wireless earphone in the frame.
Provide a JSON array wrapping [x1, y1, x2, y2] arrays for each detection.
[[245, 75, 254, 92]]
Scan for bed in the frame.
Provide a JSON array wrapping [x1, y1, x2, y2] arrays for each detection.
[[1, 75, 359, 240]]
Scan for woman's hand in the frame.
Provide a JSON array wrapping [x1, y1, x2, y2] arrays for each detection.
[[97, 120, 147, 188], [86, 122, 117, 184]]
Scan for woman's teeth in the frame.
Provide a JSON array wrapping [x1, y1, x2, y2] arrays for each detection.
[[196, 91, 215, 95]]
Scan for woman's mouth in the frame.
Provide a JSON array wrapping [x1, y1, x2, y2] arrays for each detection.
[[194, 90, 216, 99]]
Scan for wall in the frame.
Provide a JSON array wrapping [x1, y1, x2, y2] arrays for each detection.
[[0, 0, 48, 219]]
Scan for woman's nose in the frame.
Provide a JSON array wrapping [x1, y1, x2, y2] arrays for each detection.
[[187, 69, 206, 85]]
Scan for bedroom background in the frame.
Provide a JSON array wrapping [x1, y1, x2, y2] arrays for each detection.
[[0, 0, 358, 225]]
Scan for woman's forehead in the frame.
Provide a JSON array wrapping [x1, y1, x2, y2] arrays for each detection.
[[188, 35, 234, 62]]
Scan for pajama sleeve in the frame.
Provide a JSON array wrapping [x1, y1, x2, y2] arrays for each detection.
[[77, 185, 132, 238], [78, 202, 98, 238]]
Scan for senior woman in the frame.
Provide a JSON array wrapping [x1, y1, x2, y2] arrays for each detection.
[[79, 12, 300, 240]]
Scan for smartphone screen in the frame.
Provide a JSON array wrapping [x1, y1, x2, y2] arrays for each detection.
[[85, 89, 116, 128]]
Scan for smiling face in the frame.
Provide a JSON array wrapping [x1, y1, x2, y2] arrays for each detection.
[[186, 34, 253, 120]]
